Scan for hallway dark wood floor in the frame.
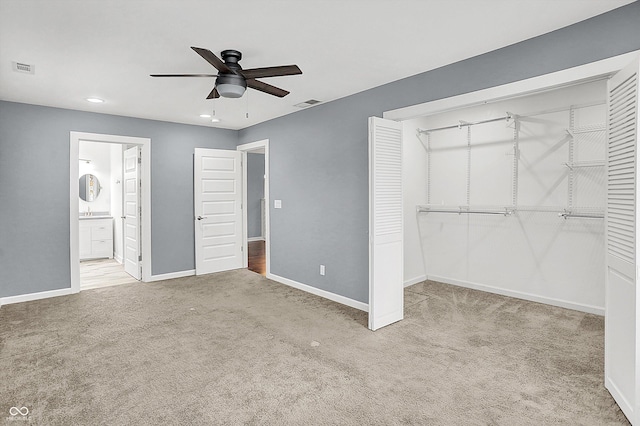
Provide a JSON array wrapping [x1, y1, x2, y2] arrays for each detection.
[[248, 240, 266, 276]]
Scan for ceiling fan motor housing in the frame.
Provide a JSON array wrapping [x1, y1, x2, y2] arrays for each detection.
[[221, 49, 242, 65], [216, 49, 246, 98]]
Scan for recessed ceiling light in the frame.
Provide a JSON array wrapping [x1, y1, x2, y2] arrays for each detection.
[[86, 97, 104, 103], [199, 114, 211, 118], [211, 118, 221, 123]]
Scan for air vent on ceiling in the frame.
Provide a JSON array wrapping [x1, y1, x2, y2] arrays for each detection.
[[12, 62, 35, 74], [294, 99, 322, 108]]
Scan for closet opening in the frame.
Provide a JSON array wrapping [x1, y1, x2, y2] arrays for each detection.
[[402, 79, 607, 314], [382, 51, 637, 313]]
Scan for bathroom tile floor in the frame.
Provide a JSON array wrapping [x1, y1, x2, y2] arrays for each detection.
[[80, 258, 139, 290]]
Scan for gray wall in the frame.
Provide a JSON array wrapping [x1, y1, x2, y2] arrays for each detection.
[[0, 101, 237, 298], [2, 3, 639, 302], [239, 2, 640, 304], [247, 153, 265, 239]]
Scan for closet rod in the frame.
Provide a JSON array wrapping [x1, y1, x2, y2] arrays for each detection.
[[417, 113, 513, 134], [417, 206, 514, 216], [558, 212, 604, 219]]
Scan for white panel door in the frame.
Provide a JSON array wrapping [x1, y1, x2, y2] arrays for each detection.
[[194, 148, 243, 275], [369, 116, 404, 331], [605, 58, 639, 425], [123, 146, 141, 280]]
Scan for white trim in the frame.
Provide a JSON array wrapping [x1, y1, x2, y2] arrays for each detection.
[[267, 273, 369, 312], [404, 274, 426, 288], [0, 288, 73, 306], [237, 139, 270, 277], [70, 132, 152, 293], [605, 377, 634, 423], [426, 274, 604, 316], [149, 269, 196, 282], [384, 51, 640, 122], [114, 254, 124, 264], [240, 149, 248, 268], [247, 236, 265, 242]]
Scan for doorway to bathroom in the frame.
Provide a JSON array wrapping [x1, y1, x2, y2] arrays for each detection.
[[70, 132, 152, 293]]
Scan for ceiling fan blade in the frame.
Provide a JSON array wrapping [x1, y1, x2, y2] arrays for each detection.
[[191, 47, 232, 73], [246, 79, 290, 98], [206, 87, 220, 99], [150, 74, 217, 77], [239, 65, 302, 80]]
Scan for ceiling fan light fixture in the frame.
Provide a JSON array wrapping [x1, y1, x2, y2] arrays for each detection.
[[215, 74, 247, 98], [216, 84, 246, 98]]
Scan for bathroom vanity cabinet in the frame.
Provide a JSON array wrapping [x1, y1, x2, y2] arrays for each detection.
[[79, 217, 113, 260]]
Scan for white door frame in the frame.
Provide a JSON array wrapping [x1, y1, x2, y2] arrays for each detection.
[[385, 51, 639, 123], [237, 139, 270, 275], [70, 132, 152, 292]]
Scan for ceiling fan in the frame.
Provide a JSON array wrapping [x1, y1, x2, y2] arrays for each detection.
[[151, 47, 302, 99]]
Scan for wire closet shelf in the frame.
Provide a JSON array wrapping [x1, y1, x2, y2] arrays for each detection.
[[415, 102, 606, 220]]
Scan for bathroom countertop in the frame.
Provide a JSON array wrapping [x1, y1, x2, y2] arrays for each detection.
[[79, 215, 113, 220]]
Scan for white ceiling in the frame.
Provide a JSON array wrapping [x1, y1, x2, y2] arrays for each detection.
[[0, 0, 633, 130]]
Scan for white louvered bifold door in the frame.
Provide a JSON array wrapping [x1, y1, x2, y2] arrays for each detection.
[[369, 117, 404, 331], [605, 58, 639, 425]]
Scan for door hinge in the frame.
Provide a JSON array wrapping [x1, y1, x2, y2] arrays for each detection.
[[138, 157, 141, 164], [138, 255, 142, 261], [241, 246, 243, 252], [139, 206, 142, 216]]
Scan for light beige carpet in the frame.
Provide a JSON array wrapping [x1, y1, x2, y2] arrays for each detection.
[[0, 270, 629, 425]]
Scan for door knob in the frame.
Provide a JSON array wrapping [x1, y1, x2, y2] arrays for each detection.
[[197, 216, 207, 220]]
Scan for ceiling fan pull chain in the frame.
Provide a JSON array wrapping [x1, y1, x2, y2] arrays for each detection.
[[245, 89, 250, 119]]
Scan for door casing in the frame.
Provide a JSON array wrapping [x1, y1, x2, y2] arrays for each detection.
[[70, 132, 151, 292], [237, 139, 270, 276]]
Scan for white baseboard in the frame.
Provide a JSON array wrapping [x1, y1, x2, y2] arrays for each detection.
[[149, 269, 196, 282], [114, 254, 124, 264], [267, 273, 369, 312], [426, 274, 605, 316], [404, 274, 427, 288], [605, 377, 634, 423], [247, 236, 265, 242], [0, 287, 74, 307]]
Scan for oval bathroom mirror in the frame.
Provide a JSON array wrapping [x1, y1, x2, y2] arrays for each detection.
[[79, 174, 101, 202]]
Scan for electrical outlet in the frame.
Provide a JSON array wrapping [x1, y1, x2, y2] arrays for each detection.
[[320, 265, 325, 276], [274, 200, 282, 209]]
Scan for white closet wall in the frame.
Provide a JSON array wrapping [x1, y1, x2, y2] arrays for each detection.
[[403, 80, 607, 313]]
